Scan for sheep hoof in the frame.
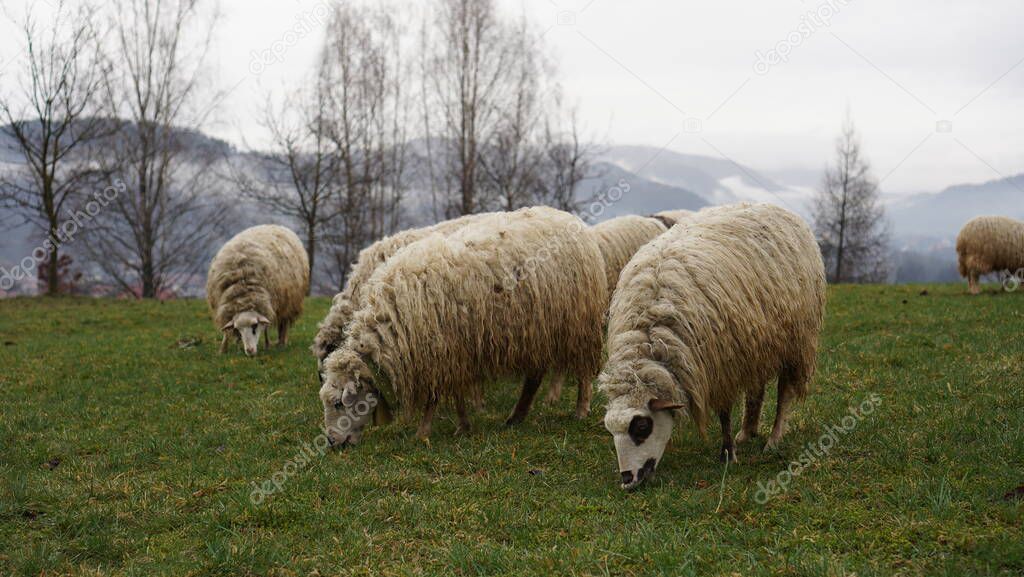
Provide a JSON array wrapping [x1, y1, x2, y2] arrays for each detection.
[[720, 447, 739, 464], [505, 414, 526, 427], [574, 407, 590, 420], [764, 438, 782, 453]]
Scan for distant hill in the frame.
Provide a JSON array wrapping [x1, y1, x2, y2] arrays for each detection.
[[889, 174, 1024, 238]]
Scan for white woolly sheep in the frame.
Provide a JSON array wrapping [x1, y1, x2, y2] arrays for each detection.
[[649, 209, 695, 228], [956, 216, 1024, 294], [543, 214, 668, 405], [311, 213, 488, 374], [599, 203, 826, 490], [318, 206, 608, 445], [206, 224, 309, 356]]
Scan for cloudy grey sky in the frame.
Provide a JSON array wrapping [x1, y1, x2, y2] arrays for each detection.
[[2, 0, 1022, 195]]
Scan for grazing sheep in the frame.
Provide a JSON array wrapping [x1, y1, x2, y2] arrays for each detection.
[[599, 203, 826, 490], [319, 206, 608, 445], [956, 216, 1024, 294], [311, 213, 488, 374], [543, 214, 668, 405], [206, 225, 309, 356], [649, 209, 695, 228]]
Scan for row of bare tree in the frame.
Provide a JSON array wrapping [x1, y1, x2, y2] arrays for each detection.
[[1, 0, 599, 296]]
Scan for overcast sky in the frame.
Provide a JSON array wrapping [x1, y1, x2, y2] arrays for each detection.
[[2, 0, 1022, 195]]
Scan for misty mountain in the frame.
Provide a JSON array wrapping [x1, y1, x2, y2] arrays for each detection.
[[889, 174, 1024, 239]]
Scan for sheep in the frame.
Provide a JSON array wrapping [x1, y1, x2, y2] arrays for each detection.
[[206, 224, 309, 356], [956, 216, 1024, 294], [318, 206, 608, 446], [649, 209, 695, 228], [598, 203, 826, 490], [311, 213, 488, 375], [542, 214, 668, 405]]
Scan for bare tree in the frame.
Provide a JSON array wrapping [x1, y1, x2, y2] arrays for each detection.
[[318, 2, 408, 291], [227, 83, 339, 294], [812, 114, 890, 283], [536, 103, 601, 215], [0, 1, 110, 295], [477, 14, 548, 211], [83, 0, 227, 298], [422, 0, 515, 217]]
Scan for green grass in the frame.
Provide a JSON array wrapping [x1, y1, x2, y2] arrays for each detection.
[[1, 284, 1022, 576]]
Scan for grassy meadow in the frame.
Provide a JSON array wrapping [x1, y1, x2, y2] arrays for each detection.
[[0, 284, 1022, 576]]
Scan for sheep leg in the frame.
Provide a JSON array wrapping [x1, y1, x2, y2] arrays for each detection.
[[263, 328, 270, 348], [574, 376, 592, 420], [543, 373, 566, 404], [736, 382, 766, 444], [277, 322, 289, 348], [506, 372, 544, 426], [454, 397, 471, 435], [219, 334, 229, 354], [719, 409, 738, 463], [766, 374, 798, 451], [416, 399, 437, 439], [968, 271, 980, 295]]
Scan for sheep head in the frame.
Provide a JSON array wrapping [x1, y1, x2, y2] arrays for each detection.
[[222, 311, 270, 356], [319, 349, 381, 448], [603, 395, 683, 491]]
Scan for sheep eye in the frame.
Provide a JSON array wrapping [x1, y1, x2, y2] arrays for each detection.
[[628, 415, 654, 445], [333, 400, 343, 410], [252, 326, 257, 335]]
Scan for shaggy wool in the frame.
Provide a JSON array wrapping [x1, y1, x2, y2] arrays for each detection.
[[206, 224, 309, 333], [589, 215, 668, 297], [956, 216, 1024, 282], [311, 214, 488, 364], [323, 206, 608, 417], [599, 203, 827, 432]]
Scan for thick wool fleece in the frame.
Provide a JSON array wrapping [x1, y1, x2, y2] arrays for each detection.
[[589, 215, 668, 297], [206, 224, 309, 331], [323, 206, 608, 416], [956, 216, 1024, 278], [311, 213, 489, 363], [599, 203, 826, 432]]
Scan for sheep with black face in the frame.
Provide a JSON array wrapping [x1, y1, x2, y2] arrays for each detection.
[[599, 203, 826, 490]]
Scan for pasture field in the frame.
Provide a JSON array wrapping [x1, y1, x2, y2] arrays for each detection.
[[1, 284, 1022, 576]]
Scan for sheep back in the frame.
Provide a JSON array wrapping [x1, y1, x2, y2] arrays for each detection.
[[599, 203, 826, 432], [206, 224, 309, 330]]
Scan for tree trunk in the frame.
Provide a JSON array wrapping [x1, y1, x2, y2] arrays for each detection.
[[46, 237, 60, 296]]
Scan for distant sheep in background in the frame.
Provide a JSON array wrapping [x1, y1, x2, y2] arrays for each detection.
[[589, 215, 669, 298], [311, 213, 487, 374], [599, 203, 826, 490], [649, 209, 695, 228], [956, 216, 1024, 294], [319, 206, 608, 445], [207, 225, 309, 356]]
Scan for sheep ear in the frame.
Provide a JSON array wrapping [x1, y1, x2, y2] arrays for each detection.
[[648, 398, 685, 412], [256, 314, 271, 325], [221, 321, 234, 332]]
